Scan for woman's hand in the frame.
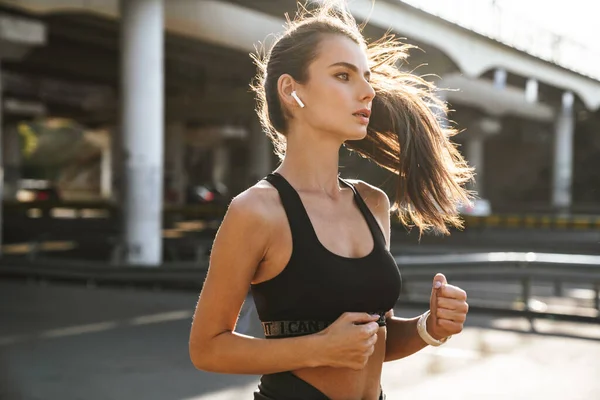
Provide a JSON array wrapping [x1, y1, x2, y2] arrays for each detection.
[[315, 312, 381, 370], [428, 273, 469, 340]]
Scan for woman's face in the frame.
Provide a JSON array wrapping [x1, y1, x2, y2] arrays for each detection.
[[295, 34, 375, 141]]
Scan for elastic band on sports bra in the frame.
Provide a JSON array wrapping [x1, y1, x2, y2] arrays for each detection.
[[262, 312, 387, 339]]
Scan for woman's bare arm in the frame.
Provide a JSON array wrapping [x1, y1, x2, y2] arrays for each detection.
[[189, 187, 325, 374], [382, 311, 428, 362]]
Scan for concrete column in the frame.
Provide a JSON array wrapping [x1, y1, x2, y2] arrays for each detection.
[[434, 90, 449, 130], [525, 78, 538, 103], [494, 68, 507, 90], [552, 91, 575, 213], [466, 133, 485, 197], [120, 0, 164, 266], [165, 122, 187, 205], [467, 116, 502, 199], [248, 120, 272, 184], [2, 124, 21, 201], [100, 135, 112, 200]]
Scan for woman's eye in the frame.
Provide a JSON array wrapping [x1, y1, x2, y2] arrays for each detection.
[[336, 73, 349, 81]]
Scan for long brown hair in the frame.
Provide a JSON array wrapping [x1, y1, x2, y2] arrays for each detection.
[[251, 1, 474, 235]]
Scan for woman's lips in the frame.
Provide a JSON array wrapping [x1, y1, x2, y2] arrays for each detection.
[[353, 113, 370, 125]]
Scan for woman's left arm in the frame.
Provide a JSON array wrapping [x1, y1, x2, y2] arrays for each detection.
[[355, 182, 469, 362], [383, 311, 426, 361]]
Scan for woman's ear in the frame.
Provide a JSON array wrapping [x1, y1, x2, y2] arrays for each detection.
[[277, 74, 303, 109]]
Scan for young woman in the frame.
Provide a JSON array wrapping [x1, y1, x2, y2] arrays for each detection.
[[189, 2, 472, 399]]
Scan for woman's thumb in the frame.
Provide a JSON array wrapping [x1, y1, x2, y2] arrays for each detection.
[[430, 273, 447, 320], [433, 273, 447, 290]]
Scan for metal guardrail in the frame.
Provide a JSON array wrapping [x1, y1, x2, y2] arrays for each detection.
[[396, 252, 600, 324], [1, 251, 598, 324]]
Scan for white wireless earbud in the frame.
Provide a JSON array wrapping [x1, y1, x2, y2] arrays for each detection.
[[291, 91, 305, 108]]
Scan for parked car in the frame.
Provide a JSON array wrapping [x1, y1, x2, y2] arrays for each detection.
[[16, 179, 61, 202], [186, 182, 229, 205]]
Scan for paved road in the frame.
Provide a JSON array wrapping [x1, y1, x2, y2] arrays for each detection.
[[1, 280, 599, 400]]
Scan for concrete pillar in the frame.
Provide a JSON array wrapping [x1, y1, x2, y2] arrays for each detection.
[[434, 90, 449, 129], [100, 135, 112, 200], [525, 78, 538, 103], [165, 122, 187, 205], [463, 117, 501, 216], [494, 68, 507, 90], [120, 0, 164, 266], [551, 91, 575, 213], [248, 120, 272, 183], [466, 133, 485, 197], [2, 124, 21, 201]]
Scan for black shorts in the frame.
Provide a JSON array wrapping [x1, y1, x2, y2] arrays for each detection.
[[254, 371, 385, 400]]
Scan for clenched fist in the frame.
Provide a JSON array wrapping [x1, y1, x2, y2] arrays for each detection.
[[428, 273, 469, 340]]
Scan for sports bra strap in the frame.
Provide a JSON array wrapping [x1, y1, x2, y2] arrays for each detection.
[[338, 178, 388, 246], [264, 173, 315, 248], [265, 173, 387, 250]]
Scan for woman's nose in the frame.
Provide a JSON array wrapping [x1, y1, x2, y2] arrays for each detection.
[[361, 81, 376, 101]]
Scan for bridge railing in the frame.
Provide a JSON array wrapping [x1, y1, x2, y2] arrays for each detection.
[[400, 0, 600, 81], [396, 252, 600, 324], [1, 251, 598, 324]]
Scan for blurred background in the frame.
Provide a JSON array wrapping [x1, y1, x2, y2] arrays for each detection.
[[0, 0, 598, 399]]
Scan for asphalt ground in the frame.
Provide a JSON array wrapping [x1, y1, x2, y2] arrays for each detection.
[[1, 280, 598, 400]]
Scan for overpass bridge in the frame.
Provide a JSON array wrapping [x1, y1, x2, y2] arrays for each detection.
[[0, 0, 599, 264]]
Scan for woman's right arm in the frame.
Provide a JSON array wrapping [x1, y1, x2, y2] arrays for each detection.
[[189, 188, 380, 375]]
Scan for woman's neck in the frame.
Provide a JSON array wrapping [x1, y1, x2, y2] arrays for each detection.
[[275, 126, 344, 198]]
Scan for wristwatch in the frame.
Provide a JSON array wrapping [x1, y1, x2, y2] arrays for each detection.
[[417, 310, 451, 346]]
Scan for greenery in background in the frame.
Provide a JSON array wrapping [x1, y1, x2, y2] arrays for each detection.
[[16, 118, 99, 181], [19, 123, 38, 158]]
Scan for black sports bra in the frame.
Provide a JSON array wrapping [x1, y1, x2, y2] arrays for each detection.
[[250, 173, 402, 338]]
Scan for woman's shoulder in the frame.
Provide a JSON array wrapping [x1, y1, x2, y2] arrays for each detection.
[[226, 180, 282, 224], [344, 179, 391, 213]]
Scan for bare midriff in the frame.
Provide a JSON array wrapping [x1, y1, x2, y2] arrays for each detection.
[[291, 326, 387, 400]]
